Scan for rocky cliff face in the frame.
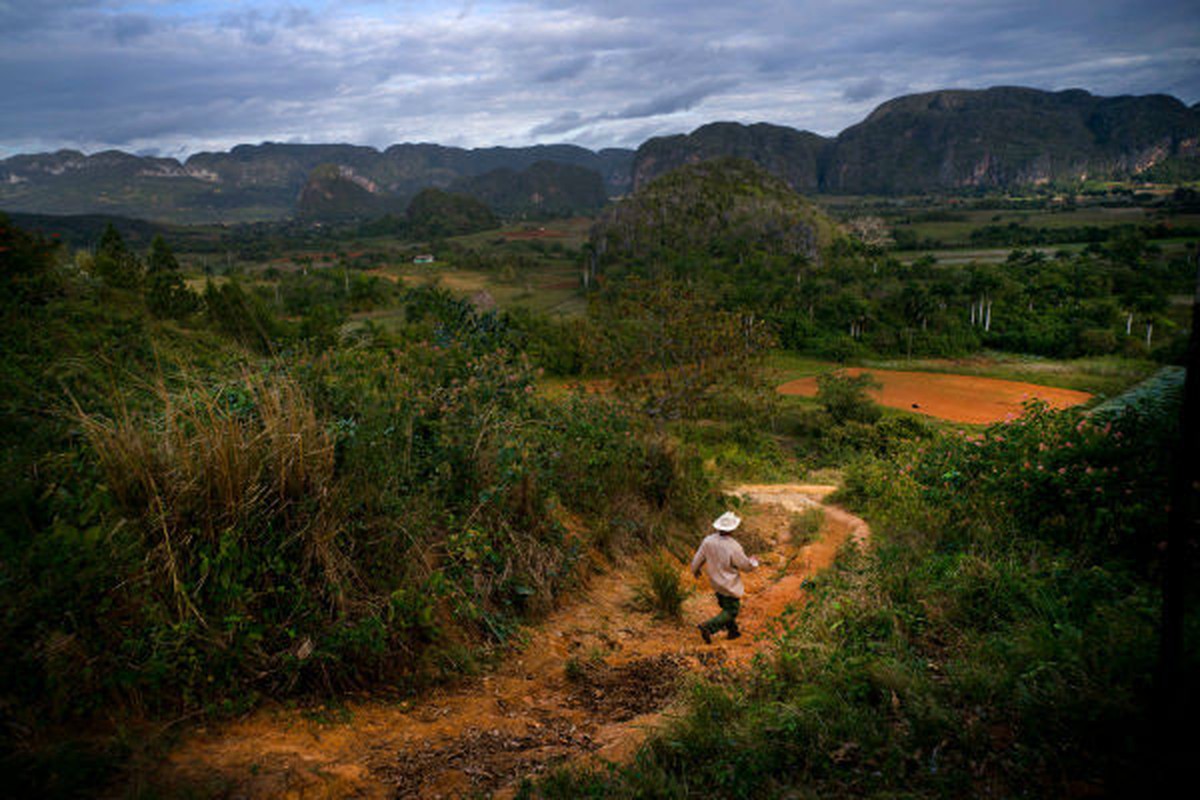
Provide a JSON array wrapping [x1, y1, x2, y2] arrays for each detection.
[[296, 164, 404, 220], [633, 87, 1200, 194], [632, 122, 830, 193], [823, 87, 1199, 193]]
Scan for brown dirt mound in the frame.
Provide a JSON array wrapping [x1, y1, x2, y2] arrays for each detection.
[[778, 368, 1092, 424], [566, 654, 687, 721], [374, 714, 595, 798]]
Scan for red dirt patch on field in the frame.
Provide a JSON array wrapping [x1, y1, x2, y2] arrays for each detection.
[[778, 368, 1092, 424]]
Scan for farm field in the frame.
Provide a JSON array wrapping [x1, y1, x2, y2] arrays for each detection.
[[778, 367, 1094, 424], [767, 351, 1158, 396], [887, 205, 1200, 244]]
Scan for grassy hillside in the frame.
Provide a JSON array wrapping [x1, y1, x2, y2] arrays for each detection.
[[527, 386, 1194, 798], [0, 215, 730, 795]]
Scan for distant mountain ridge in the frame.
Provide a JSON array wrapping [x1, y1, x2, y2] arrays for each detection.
[[634, 87, 1200, 194], [0, 142, 634, 224], [2, 86, 1198, 223]]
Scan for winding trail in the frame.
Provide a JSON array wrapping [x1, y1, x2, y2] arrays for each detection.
[[155, 485, 869, 799]]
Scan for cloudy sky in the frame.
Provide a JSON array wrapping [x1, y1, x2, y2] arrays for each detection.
[[1, 0, 1197, 159]]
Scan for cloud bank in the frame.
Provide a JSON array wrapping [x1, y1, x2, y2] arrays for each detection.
[[1, 0, 1197, 157]]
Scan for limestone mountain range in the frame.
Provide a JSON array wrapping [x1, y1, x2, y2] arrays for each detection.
[[2, 86, 1197, 224]]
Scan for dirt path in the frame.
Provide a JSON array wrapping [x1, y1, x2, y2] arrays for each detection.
[[154, 485, 868, 799]]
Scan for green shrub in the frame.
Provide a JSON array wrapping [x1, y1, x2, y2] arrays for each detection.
[[788, 507, 825, 543], [815, 369, 882, 424], [632, 552, 691, 620]]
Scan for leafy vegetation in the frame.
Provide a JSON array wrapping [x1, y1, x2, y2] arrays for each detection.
[[527, 394, 1194, 798], [588, 160, 1196, 365], [1, 130, 1196, 798], [0, 216, 724, 795], [405, 187, 499, 239], [451, 160, 609, 218]]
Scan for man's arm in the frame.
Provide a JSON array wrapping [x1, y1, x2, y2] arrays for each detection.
[[731, 541, 759, 571]]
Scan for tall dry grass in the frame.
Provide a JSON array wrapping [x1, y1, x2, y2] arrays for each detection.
[[76, 371, 349, 618], [80, 373, 334, 531]]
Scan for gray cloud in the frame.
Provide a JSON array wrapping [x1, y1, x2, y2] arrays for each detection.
[[535, 55, 594, 83], [843, 77, 886, 103], [529, 81, 728, 138], [108, 14, 155, 45], [1, 1, 1197, 158], [615, 83, 729, 119], [530, 111, 586, 137]]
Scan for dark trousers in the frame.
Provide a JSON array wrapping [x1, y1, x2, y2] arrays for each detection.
[[700, 593, 741, 635]]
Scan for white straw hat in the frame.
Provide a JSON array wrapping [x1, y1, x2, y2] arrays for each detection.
[[712, 511, 741, 532]]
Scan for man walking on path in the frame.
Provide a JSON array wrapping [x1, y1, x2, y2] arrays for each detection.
[[691, 511, 759, 643]]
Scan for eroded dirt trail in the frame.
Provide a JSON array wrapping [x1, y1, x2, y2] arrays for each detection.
[[157, 485, 868, 799]]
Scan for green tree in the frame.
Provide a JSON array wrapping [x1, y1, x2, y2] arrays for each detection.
[[144, 236, 199, 319], [587, 277, 775, 419], [816, 370, 882, 424], [145, 234, 179, 275], [0, 212, 61, 303], [92, 223, 142, 288]]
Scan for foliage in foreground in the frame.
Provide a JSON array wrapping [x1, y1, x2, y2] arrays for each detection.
[[0, 220, 722, 795], [526, 398, 1194, 798]]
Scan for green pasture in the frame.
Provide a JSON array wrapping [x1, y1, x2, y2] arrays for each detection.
[[887, 202, 1198, 250]]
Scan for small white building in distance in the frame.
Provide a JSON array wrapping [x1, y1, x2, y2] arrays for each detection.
[[413, 254, 435, 265]]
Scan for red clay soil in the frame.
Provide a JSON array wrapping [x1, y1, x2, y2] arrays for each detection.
[[778, 368, 1092, 424], [148, 485, 866, 799]]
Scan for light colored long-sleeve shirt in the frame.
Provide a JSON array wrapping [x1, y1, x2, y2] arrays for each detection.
[[690, 533, 758, 598]]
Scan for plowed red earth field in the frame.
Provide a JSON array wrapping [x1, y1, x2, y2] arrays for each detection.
[[777, 368, 1092, 424]]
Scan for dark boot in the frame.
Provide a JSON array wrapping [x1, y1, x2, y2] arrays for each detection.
[[727, 624, 741, 640], [698, 624, 712, 644]]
